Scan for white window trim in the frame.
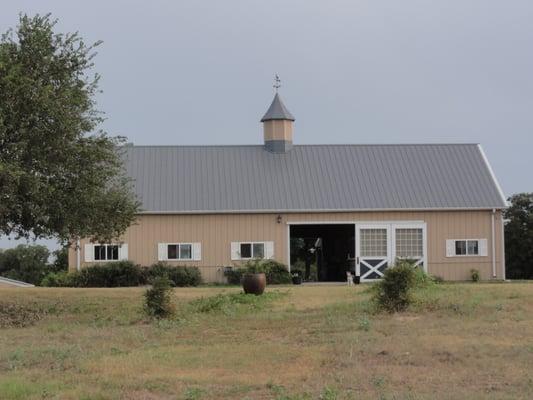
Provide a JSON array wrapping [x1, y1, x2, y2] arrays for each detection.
[[158, 242, 201, 261], [231, 241, 274, 260], [88, 244, 126, 262], [447, 239, 487, 257], [238, 241, 265, 260], [166, 243, 193, 261]]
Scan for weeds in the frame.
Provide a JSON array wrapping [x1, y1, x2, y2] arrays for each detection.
[[188, 291, 286, 315]]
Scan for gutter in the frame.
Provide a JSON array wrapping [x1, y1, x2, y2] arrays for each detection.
[[136, 206, 507, 216]]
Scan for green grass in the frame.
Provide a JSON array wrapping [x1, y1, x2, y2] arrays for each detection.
[[1, 283, 533, 399]]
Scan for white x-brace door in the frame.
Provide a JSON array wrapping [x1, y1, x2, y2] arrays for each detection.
[[356, 224, 392, 282]]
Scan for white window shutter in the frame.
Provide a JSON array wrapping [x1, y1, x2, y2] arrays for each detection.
[[119, 244, 128, 261], [231, 242, 240, 260], [479, 239, 488, 256], [84, 244, 94, 262], [193, 243, 202, 261], [265, 241, 274, 259], [445, 240, 455, 257], [158, 243, 167, 261]]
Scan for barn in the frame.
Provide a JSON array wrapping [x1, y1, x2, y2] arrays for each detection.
[[69, 92, 507, 282]]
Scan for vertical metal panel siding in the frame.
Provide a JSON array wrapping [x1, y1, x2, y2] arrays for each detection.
[[70, 210, 504, 281]]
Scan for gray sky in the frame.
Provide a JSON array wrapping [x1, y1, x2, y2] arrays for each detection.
[[1, 0, 532, 250]]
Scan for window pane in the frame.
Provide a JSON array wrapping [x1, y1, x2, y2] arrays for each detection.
[[252, 243, 265, 259], [395, 228, 423, 258], [455, 241, 467, 255], [167, 245, 178, 260], [240, 243, 252, 258], [94, 245, 105, 261], [360, 229, 387, 257], [467, 240, 479, 255], [107, 245, 119, 260], [180, 244, 192, 259]]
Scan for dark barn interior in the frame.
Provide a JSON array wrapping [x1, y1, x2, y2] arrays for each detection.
[[290, 224, 355, 282]]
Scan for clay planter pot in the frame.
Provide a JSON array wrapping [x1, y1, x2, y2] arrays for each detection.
[[242, 273, 266, 295]]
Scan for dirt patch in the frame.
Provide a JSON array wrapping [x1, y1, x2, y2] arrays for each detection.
[[0, 302, 46, 328]]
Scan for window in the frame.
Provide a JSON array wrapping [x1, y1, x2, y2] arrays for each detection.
[[94, 244, 119, 261], [447, 239, 485, 257], [395, 228, 423, 258], [360, 229, 387, 257], [167, 243, 193, 260], [454, 240, 479, 256], [239, 242, 265, 259]]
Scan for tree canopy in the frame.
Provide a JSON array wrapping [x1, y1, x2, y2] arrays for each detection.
[[504, 193, 533, 279], [0, 14, 139, 244]]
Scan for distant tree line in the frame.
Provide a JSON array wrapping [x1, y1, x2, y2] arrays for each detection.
[[505, 193, 533, 279], [0, 245, 68, 285]]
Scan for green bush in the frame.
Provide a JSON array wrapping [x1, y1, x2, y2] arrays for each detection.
[[73, 261, 144, 287], [373, 260, 417, 313], [145, 263, 202, 287], [144, 277, 175, 318], [224, 259, 291, 285], [223, 268, 244, 285], [40, 271, 75, 287], [470, 269, 480, 282]]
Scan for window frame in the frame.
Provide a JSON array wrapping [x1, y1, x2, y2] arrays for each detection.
[[238, 241, 266, 260], [452, 239, 480, 257], [93, 244, 120, 262], [166, 243, 193, 261]]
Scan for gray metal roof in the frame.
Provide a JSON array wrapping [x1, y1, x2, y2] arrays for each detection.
[[260, 93, 295, 122], [122, 144, 506, 213]]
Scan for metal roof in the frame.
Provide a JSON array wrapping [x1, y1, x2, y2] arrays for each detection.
[[122, 144, 506, 213], [260, 93, 295, 122]]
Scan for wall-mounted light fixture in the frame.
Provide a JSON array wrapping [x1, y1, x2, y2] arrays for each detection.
[[276, 214, 282, 224]]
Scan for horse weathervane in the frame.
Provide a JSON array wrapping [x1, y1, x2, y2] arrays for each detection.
[[273, 74, 281, 92]]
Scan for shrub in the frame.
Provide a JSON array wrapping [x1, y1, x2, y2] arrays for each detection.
[[372, 260, 416, 312], [40, 271, 75, 287], [74, 261, 144, 287], [226, 259, 291, 285], [470, 269, 480, 282], [223, 268, 244, 285], [262, 260, 292, 284], [144, 277, 175, 318], [145, 263, 202, 287]]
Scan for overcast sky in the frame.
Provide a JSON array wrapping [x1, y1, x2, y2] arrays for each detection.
[[1, 0, 532, 249]]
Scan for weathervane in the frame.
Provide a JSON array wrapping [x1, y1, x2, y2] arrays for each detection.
[[273, 74, 281, 92]]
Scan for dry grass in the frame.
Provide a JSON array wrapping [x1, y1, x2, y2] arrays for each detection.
[[1, 283, 533, 399]]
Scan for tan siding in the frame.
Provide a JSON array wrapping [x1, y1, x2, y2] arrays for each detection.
[[69, 210, 505, 282]]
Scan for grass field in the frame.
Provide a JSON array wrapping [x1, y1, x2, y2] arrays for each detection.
[[1, 283, 533, 399]]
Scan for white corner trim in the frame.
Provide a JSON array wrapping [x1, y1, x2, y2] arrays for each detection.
[[477, 144, 508, 206]]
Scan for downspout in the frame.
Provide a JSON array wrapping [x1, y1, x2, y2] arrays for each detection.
[[76, 239, 81, 272], [491, 209, 496, 278], [501, 214, 506, 280]]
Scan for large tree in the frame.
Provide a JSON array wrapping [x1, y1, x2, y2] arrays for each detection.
[[504, 193, 533, 279], [0, 14, 139, 244]]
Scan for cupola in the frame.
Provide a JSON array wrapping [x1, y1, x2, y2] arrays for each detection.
[[261, 76, 295, 153]]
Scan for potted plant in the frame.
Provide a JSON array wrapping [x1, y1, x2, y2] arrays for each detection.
[[241, 259, 266, 295], [291, 269, 303, 285]]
